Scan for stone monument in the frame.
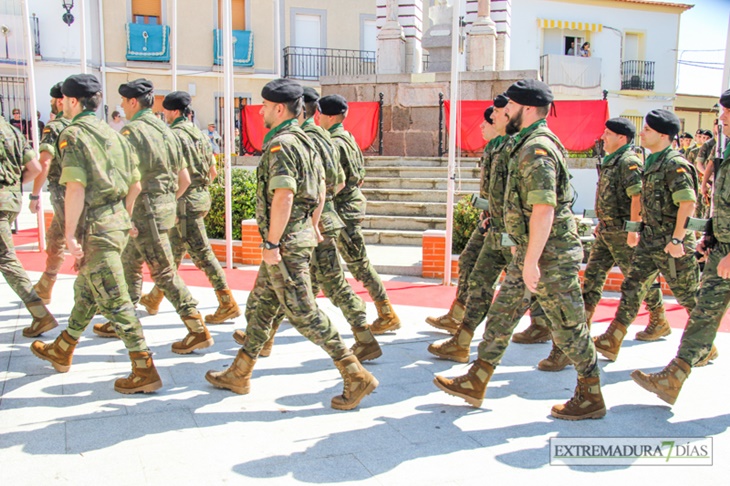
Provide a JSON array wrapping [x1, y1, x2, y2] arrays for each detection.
[[422, 0, 455, 73], [467, 0, 497, 71], [377, 0, 406, 74]]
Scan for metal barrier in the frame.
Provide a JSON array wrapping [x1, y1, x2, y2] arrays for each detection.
[[283, 46, 375, 81], [621, 60, 655, 91]]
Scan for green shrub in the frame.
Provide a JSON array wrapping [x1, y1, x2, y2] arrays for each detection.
[[205, 168, 257, 240], [452, 195, 480, 254]]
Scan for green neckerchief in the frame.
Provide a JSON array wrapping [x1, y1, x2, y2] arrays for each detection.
[[602, 144, 631, 167], [514, 118, 547, 145], [72, 110, 96, 123], [644, 145, 671, 172], [724, 142, 730, 160], [171, 116, 187, 128], [263, 118, 297, 146], [130, 108, 152, 122], [56, 111, 64, 119], [328, 122, 343, 133], [302, 118, 315, 127], [486, 135, 504, 151]]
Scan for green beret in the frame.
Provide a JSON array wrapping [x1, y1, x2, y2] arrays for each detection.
[[118, 79, 154, 98], [163, 91, 192, 111], [505, 79, 553, 107], [319, 95, 348, 116], [61, 74, 101, 99], [261, 78, 303, 103]]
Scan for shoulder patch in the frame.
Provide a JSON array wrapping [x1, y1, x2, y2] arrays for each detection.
[[270, 145, 282, 153], [42, 128, 51, 134], [676, 167, 686, 174], [629, 165, 638, 170], [59, 140, 68, 150], [534, 148, 548, 156], [121, 129, 131, 137]]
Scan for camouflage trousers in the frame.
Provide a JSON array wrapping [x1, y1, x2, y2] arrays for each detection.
[[241, 245, 349, 360], [0, 210, 41, 305], [461, 230, 549, 333], [164, 212, 229, 291], [337, 219, 387, 302], [477, 242, 598, 378], [43, 186, 67, 277], [614, 234, 698, 327], [66, 230, 148, 352], [582, 228, 664, 312], [122, 223, 198, 317], [455, 228, 485, 305], [677, 241, 730, 366], [270, 231, 368, 332]]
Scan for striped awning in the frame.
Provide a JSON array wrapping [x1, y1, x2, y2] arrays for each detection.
[[537, 18, 603, 32]]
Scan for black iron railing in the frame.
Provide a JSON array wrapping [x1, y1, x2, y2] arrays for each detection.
[[31, 14, 41, 57], [621, 60, 655, 91], [283, 46, 375, 80]]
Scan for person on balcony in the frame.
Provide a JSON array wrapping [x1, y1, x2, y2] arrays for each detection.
[[580, 42, 591, 57]]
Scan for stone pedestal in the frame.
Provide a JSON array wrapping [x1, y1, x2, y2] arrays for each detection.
[[467, 16, 497, 71], [377, 21, 406, 74], [422, 2, 454, 73]]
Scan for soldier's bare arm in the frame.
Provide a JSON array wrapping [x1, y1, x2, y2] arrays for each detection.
[[264, 188, 294, 265], [664, 200, 695, 258], [311, 186, 326, 243], [208, 160, 218, 181], [29, 151, 53, 213], [627, 195, 641, 247], [176, 168, 191, 199], [64, 181, 85, 259], [22, 157, 42, 184], [524, 204, 554, 292]]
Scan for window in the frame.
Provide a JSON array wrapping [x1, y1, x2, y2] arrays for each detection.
[[218, 0, 246, 30], [132, 0, 161, 25], [621, 114, 644, 147], [624, 33, 645, 61], [362, 17, 377, 53], [564, 36, 584, 56]]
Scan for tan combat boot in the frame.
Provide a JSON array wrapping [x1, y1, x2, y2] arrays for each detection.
[[585, 304, 596, 329], [694, 345, 718, 367], [30, 330, 78, 372], [92, 321, 119, 339], [351, 327, 383, 362], [22, 301, 58, 338], [370, 299, 401, 334], [593, 319, 627, 361], [635, 307, 671, 341], [114, 351, 162, 394], [630, 358, 691, 405], [232, 321, 280, 357], [538, 343, 572, 372], [205, 289, 242, 324], [434, 358, 494, 407], [33, 273, 56, 305], [205, 349, 256, 394], [425, 300, 465, 335], [171, 313, 214, 354], [331, 355, 379, 410], [139, 286, 165, 315], [427, 325, 473, 363], [511, 317, 551, 344], [551, 375, 606, 420]]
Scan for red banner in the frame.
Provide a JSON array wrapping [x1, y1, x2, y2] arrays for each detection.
[[444, 99, 609, 153], [241, 101, 380, 154]]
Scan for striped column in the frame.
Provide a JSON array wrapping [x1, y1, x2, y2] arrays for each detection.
[[465, 0, 511, 70]]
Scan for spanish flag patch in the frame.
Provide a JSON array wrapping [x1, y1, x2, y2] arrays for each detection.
[[676, 167, 686, 174], [42, 128, 51, 134], [534, 148, 547, 156], [59, 140, 68, 149], [629, 165, 638, 170], [270, 145, 282, 153], [121, 129, 130, 137]]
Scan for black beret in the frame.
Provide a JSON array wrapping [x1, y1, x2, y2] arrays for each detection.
[[704, 129, 714, 137], [679, 132, 693, 139], [118, 79, 154, 99], [319, 95, 348, 116], [303, 87, 320, 103], [645, 109, 681, 138], [484, 106, 495, 124], [505, 79, 553, 107], [493, 93, 509, 108], [61, 74, 101, 99], [720, 89, 730, 109], [261, 78, 303, 103], [162, 91, 192, 111], [605, 117, 635, 138], [50, 82, 64, 99]]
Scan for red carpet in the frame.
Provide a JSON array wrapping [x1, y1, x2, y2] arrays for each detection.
[[12, 228, 730, 333]]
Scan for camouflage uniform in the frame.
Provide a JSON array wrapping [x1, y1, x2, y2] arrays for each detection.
[[120, 108, 199, 318], [57, 112, 147, 351], [695, 138, 717, 170], [477, 120, 598, 379], [241, 119, 349, 360], [582, 145, 664, 313], [0, 117, 44, 305], [39, 113, 71, 277], [674, 145, 730, 366], [611, 147, 699, 328]]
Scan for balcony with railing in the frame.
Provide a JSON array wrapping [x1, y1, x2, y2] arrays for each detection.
[[539, 54, 602, 96], [283, 46, 375, 81], [621, 60, 655, 91], [213, 29, 254, 67], [125, 22, 170, 62]]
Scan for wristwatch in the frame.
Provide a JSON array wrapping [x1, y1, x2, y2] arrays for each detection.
[[29, 194, 40, 201], [670, 237, 684, 246], [262, 240, 280, 250]]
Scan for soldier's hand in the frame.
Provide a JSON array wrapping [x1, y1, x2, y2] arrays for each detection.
[[718, 254, 730, 279], [664, 241, 685, 258], [627, 232, 639, 248], [66, 236, 84, 260], [129, 224, 139, 238], [697, 237, 710, 256], [701, 181, 710, 198], [263, 247, 281, 266], [315, 227, 324, 243], [523, 263, 540, 293], [29, 199, 39, 214]]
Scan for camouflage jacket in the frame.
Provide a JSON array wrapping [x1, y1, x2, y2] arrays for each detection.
[[504, 119, 578, 246], [330, 123, 367, 220], [302, 118, 345, 234], [171, 117, 214, 214], [595, 145, 643, 229], [57, 112, 139, 233], [696, 138, 717, 166], [640, 147, 698, 239], [39, 113, 71, 188], [483, 135, 514, 233], [712, 146, 730, 242], [0, 116, 37, 212], [122, 108, 183, 230], [256, 118, 323, 248]]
